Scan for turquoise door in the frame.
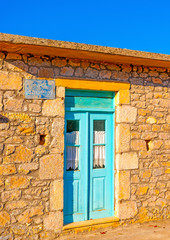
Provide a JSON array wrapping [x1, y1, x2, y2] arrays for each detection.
[[64, 111, 114, 224]]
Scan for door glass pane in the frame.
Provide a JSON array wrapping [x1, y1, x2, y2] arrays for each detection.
[[93, 120, 105, 168], [93, 146, 105, 168], [66, 120, 79, 144], [66, 146, 79, 170], [66, 120, 79, 171], [93, 120, 105, 144]]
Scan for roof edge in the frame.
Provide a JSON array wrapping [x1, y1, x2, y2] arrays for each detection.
[[0, 33, 170, 67]]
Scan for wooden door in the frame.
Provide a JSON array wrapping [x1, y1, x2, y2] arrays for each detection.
[[64, 111, 113, 224]]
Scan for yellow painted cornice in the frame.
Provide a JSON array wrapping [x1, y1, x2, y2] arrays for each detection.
[[55, 78, 130, 91]]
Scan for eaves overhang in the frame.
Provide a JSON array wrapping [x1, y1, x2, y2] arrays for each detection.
[[0, 33, 170, 68]]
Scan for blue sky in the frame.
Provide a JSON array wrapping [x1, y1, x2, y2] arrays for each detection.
[[1, 0, 170, 54]]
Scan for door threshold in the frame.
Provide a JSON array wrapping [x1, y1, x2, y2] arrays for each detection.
[[63, 217, 119, 230]]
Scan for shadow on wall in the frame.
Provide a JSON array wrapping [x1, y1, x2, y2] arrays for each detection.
[[0, 115, 9, 123]]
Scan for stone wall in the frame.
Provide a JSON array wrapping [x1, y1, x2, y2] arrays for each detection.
[[0, 52, 169, 239], [115, 85, 170, 223]]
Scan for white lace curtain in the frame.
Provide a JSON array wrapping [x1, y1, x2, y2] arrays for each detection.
[[66, 131, 79, 145], [66, 131, 79, 170], [66, 146, 79, 170], [93, 131, 105, 168], [66, 131, 105, 170]]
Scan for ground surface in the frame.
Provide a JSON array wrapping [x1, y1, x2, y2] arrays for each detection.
[[59, 219, 170, 240]]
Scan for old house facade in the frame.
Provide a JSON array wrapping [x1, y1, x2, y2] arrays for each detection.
[[0, 33, 169, 239]]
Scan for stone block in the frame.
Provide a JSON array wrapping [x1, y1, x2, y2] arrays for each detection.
[[0, 95, 3, 111], [152, 168, 164, 176], [68, 59, 80, 67], [50, 180, 63, 211], [28, 56, 42, 66], [160, 99, 170, 108], [159, 133, 169, 140], [18, 163, 39, 174], [0, 179, 3, 186], [0, 211, 10, 226], [5, 136, 23, 144], [75, 67, 84, 77], [29, 103, 41, 113], [165, 191, 170, 200], [36, 117, 49, 125], [51, 118, 64, 137], [166, 115, 170, 124], [35, 145, 47, 155], [148, 140, 163, 150], [0, 52, 5, 65], [39, 154, 63, 179], [131, 132, 141, 139], [164, 140, 170, 149], [117, 171, 130, 200], [29, 205, 44, 217], [0, 71, 22, 90], [140, 169, 151, 178], [85, 68, 99, 78], [18, 125, 35, 135], [4, 145, 34, 163], [141, 132, 158, 140], [38, 67, 54, 78], [56, 86, 65, 98], [44, 211, 63, 230], [106, 63, 121, 71], [0, 143, 4, 154], [116, 105, 137, 123], [1, 190, 21, 202], [131, 140, 146, 151], [11, 224, 28, 235], [146, 117, 157, 124], [116, 152, 138, 170], [115, 90, 130, 106], [81, 61, 90, 69], [29, 66, 38, 75], [99, 70, 111, 79], [139, 125, 151, 131], [152, 124, 161, 132], [39, 231, 57, 240], [131, 175, 139, 183], [52, 58, 67, 67], [155, 198, 166, 207], [5, 145, 15, 156], [0, 164, 16, 175], [42, 99, 64, 117], [112, 71, 129, 81], [5, 176, 30, 190], [32, 224, 43, 234], [16, 210, 31, 224], [116, 124, 130, 153], [5, 200, 29, 211], [119, 201, 137, 219], [136, 186, 148, 195], [5, 99, 23, 111], [60, 67, 74, 76]]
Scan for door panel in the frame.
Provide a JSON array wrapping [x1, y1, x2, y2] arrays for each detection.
[[92, 177, 105, 210]]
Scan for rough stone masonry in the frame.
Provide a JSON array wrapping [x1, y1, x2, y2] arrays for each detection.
[[0, 36, 169, 240]]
